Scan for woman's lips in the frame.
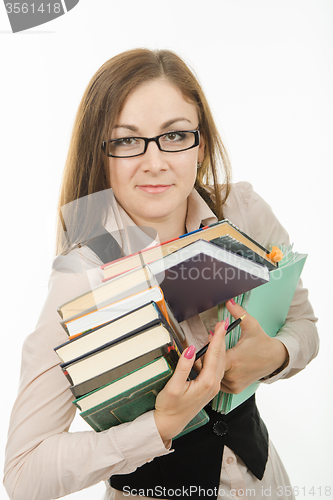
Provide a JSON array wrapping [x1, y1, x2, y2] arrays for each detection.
[[137, 185, 172, 194]]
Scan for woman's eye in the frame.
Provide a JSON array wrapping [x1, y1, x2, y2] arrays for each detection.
[[164, 132, 185, 141], [117, 137, 137, 146]]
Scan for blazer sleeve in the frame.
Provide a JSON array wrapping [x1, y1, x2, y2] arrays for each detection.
[[3, 248, 171, 500], [223, 181, 319, 383]]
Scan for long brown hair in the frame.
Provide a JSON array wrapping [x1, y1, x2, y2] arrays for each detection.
[[56, 48, 231, 255]]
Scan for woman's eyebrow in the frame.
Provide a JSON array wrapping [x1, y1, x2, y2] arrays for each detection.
[[113, 124, 138, 132], [160, 118, 192, 129], [113, 118, 192, 134]]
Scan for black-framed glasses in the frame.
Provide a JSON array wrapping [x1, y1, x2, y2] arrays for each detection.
[[102, 129, 200, 158]]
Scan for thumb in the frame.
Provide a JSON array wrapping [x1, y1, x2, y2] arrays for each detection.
[[225, 298, 246, 319], [225, 299, 251, 334]]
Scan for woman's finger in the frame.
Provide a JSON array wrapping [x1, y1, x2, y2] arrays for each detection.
[[225, 299, 255, 335], [225, 299, 246, 321], [200, 320, 227, 379], [166, 345, 197, 390]]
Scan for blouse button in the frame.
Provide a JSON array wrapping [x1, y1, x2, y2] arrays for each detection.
[[226, 456, 234, 464], [212, 420, 228, 436]]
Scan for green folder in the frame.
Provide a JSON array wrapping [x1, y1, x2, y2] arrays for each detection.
[[212, 246, 307, 414]]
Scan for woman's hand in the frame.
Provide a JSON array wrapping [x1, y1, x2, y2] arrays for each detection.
[[220, 300, 289, 394], [154, 321, 227, 445]]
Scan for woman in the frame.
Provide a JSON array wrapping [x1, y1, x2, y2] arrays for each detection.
[[4, 49, 318, 500]]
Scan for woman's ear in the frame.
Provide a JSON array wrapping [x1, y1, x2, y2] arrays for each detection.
[[198, 134, 205, 163]]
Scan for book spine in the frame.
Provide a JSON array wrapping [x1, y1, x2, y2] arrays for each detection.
[[57, 306, 64, 319], [179, 227, 205, 238], [60, 318, 163, 368], [164, 301, 186, 343], [62, 369, 74, 387], [155, 295, 170, 326], [56, 316, 163, 364], [70, 343, 177, 399]]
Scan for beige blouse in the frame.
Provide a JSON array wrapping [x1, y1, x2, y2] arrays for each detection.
[[3, 182, 318, 500]]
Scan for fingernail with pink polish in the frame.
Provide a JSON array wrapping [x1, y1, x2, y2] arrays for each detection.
[[224, 318, 230, 330], [209, 330, 214, 336], [184, 345, 196, 359], [229, 298, 236, 305]]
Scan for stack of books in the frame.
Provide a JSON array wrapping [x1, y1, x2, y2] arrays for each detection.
[[54, 219, 278, 435], [55, 265, 206, 437]]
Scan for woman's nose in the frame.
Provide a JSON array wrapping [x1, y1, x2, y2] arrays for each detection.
[[140, 141, 168, 172]]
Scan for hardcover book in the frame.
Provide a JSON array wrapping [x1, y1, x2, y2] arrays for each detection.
[[61, 286, 168, 338], [74, 356, 209, 439], [57, 264, 157, 321], [149, 239, 270, 323]]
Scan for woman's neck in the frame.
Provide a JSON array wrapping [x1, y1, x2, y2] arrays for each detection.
[[137, 217, 186, 244], [125, 206, 188, 244]]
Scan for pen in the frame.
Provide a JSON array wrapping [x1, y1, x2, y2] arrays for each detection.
[[194, 315, 246, 361]]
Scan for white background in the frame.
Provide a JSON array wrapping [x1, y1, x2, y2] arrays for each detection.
[[1, 1, 332, 499]]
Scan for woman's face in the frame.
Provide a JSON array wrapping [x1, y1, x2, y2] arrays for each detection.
[[108, 79, 205, 228]]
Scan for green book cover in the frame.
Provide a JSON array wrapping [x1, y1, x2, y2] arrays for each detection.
[[174, 407, 209, 439], [212, 246, 307, 414], [75, 356, 209, 438], [77, 357, 173, 430]]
